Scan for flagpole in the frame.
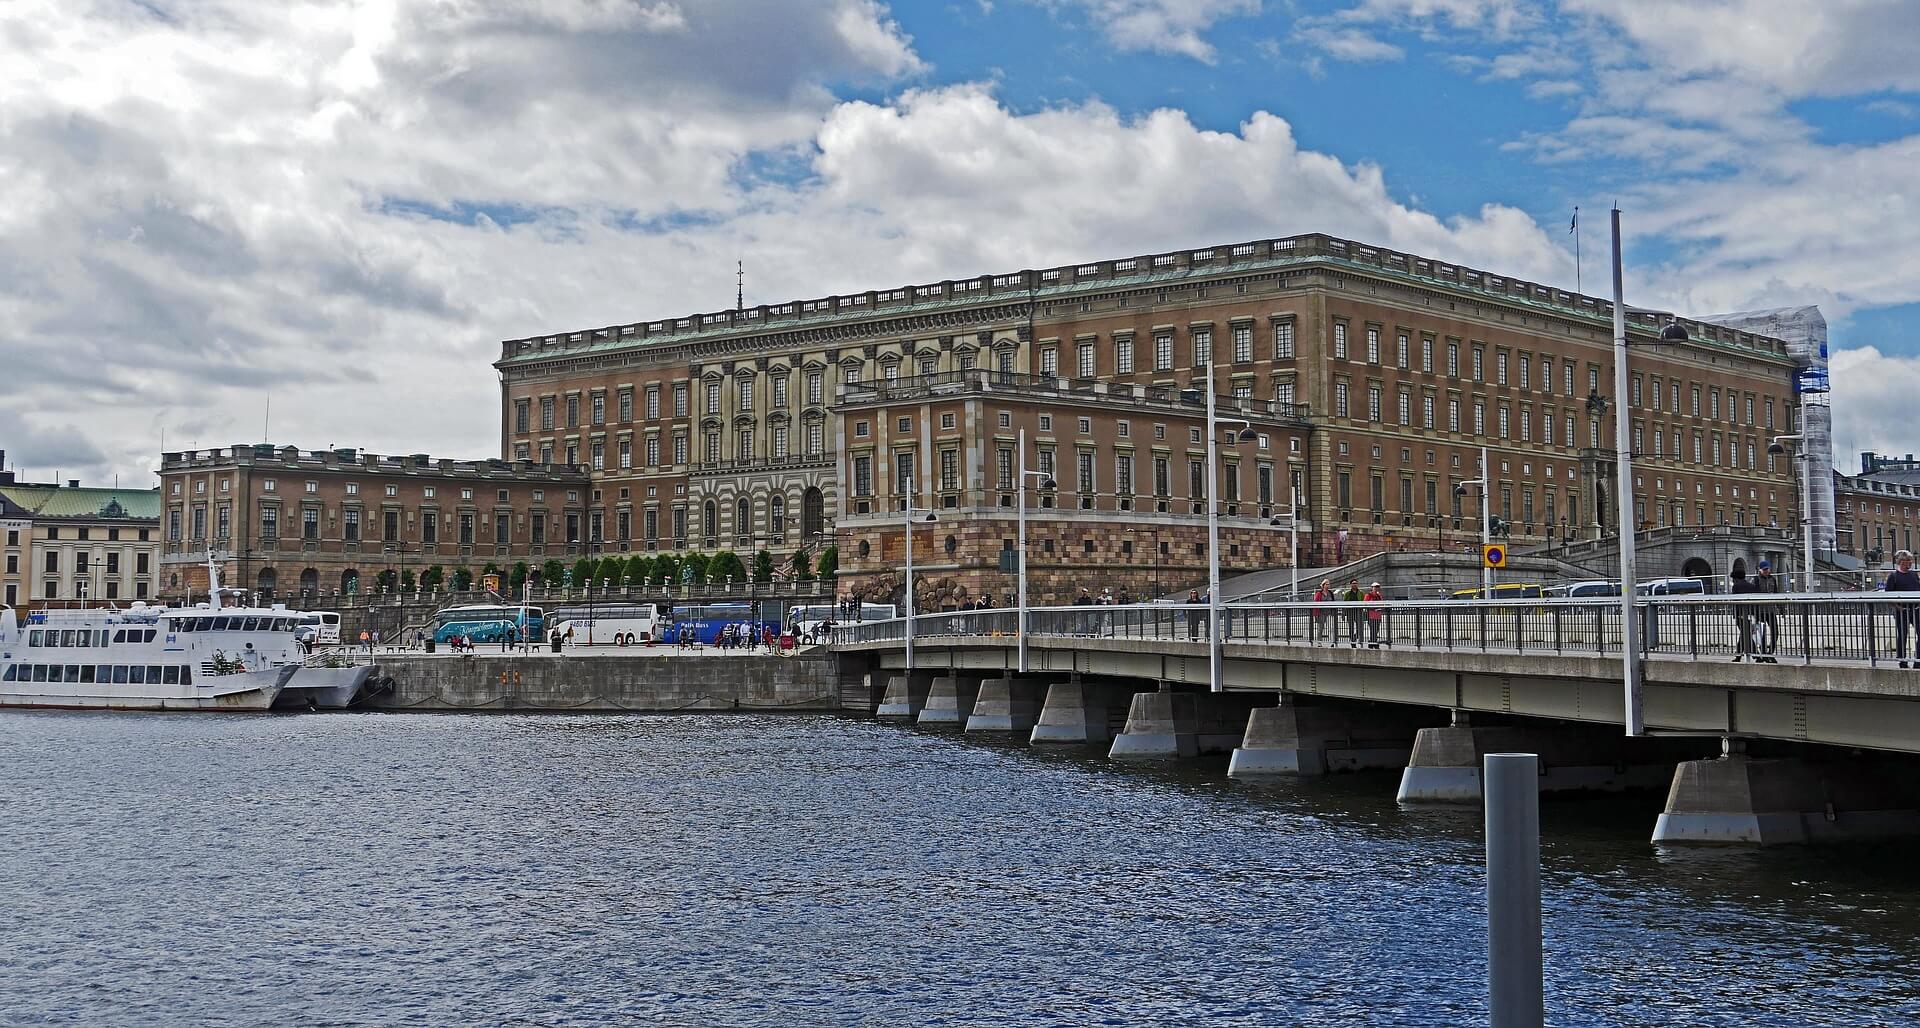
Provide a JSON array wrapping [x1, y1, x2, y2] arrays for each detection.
[[1573, 206, 1582, 295]]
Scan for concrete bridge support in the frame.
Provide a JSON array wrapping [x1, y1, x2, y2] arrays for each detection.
[[1653, 741, 1920, 846], [917, 675, 982, 727], [966, 677, 1047, 733], [875, 672, 935, 720], [1396, 714, 1715, 804], [1229, 699, 1440, 777], [1110, 689, 1268, 761], [1031, 679, 1125, 744]]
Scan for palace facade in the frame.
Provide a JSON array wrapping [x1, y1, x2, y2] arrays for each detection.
[[497, 232, 1805, 604]]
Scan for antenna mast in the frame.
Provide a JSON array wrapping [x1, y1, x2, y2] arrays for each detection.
[[736, 260, 744, 310]]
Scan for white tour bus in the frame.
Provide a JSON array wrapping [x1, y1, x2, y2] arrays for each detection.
[[787, 603, 897, 642], [295, 611, 342, 647], [549, 603, 663, 646]]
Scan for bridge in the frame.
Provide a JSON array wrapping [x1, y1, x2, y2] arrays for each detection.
[[832, 595, 1920, 846]]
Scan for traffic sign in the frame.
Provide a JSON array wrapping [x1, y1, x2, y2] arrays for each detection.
[[1483, 544, 1507, 569]]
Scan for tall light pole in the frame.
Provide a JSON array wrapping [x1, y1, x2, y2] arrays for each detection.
[[1609, 206, 1662, 739], [1770, 433, 1813, 592], [1014, 427, 1056, 674], [1193, 366, 1256, 693], [902, 474, 937, 674], [1454, 445, 1492, 597], [1269, 482, 1302, 600]]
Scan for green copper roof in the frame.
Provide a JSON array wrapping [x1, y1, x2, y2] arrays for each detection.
[[0, 485, 161, 520]]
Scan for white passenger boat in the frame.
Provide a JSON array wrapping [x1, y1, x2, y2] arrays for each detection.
[[0, 602, 299, 711]]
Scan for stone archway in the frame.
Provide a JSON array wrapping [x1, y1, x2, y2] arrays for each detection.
[[341, 569, 360, 596], [1681, 557, 1713, 584], [256, 567, 277, 603], [802, 487, 825, 538]]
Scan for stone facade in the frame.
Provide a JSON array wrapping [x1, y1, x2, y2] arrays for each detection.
[[0, 467, 161, 606], [158, 445, 590, 604], [497, 232, 1804, 597]]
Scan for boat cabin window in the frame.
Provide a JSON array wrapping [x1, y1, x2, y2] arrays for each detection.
[[113, 665, 129, 684]]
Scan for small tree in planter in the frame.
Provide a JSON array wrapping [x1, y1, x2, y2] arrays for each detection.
[[752, 549, 775, 584], [420, 565, 445, 592], [626, 555, 653, 588], [401, 570, 417, 592], [816, 545, 838, 584], [540, 559, 566, 591], [571, 558, 595, 590], [452, 567, 474, 591], [790, 550, 814, 582], [654, 554, 681, 589], [708, 550, 746, 585], [376, 569, 398, 592], [510, 562, 529, 592]]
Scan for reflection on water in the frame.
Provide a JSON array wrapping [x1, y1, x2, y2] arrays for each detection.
[[2, 710, 1917, 1026]]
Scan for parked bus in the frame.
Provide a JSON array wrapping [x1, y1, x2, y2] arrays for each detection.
[[431, 604, 544, 645], [786, 603, 897, 642], [548, 603, 663, 646], [664, 603, 779, 646], [294, 611, 342, 647]]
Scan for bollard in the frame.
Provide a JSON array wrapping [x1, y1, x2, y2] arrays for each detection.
[[1485, 752, 1543, 1028]]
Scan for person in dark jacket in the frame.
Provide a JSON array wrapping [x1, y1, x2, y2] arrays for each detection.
[[1729, 565, 1760, 662], [1752, 560, 1781, 662], [1887, 550, 1920, 668], [1341, 579, 1364, 648]]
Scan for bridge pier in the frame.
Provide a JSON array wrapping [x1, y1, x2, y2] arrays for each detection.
[[1110, 688, 1266, 760], [1031, 678, 1124, 744], [966, 677, 1046, 733], [917, 675, 982, 727], [875, 672, 935, 719], [1396, 714, 1713, 804], [1229, 699, 1439, 777], [1653, 741, 1920, 846]]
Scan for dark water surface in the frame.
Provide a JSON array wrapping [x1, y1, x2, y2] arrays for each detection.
[[3, 712, 1917, 1026]]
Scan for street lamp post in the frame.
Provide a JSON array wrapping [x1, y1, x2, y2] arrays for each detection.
[[1194, 368, 1256, 693], [902, 475, 937, 674], [1014, 427, 1056, 675], [1269, 483, 1302, 600], [1607, 207, 1689, 738], [1454, 445, 1492, 597], [1769, 433, 1814, 592]]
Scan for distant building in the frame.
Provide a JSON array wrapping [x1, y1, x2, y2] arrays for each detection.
[[0, 458, 161, 605], [1836, 451, 1920, 565], [158, 444, 591, 604]]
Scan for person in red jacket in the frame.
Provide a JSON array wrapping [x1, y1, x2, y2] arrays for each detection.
[[1364, 582, 1388, 649]]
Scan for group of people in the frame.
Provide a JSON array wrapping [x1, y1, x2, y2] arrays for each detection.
[[1309, 579, 1390, 649], [1073, 588, 1133, 606]]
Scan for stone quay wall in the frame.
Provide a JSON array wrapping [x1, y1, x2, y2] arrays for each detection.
[[371, 652, 838, 712]]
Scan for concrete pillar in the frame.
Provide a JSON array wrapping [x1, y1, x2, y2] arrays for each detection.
[[966, 677, 1045, 733], [1653, 744, 1920, 846], [875, 672, 933, 720], [917, 675, 981, 727], [1031, 679, 1117, 744], [1109, 689, 1261, 760], [1228, 700, 1431, 777], [1396, 715, 1709, 804]]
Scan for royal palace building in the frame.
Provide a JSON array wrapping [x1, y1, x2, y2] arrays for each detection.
[[496, 232, 1807, 605], [158, 445, 589, 603]]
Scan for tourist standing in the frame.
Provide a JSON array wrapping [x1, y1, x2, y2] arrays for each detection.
[[1730, 565, 1760, 662], [1312, 579, 1335, 646], [1753, 560, 1781, 663], [1886, 550, 1920, 668], [1341, 579, 1364, 648], [1364, 582, 1387, 649]]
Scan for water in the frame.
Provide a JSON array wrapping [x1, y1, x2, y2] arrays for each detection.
[[3, 712, 1918, 1027]]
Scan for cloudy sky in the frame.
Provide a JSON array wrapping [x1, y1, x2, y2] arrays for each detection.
[[4, 0, 1918, 487]]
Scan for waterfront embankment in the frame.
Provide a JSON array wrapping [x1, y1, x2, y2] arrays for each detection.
[[367, 650, 838, 711]]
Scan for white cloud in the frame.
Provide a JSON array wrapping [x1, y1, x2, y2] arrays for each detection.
[[1039, 0, 1261, 63], [1830, 346, 1920, 466], [1294, 26, 1405, 63]]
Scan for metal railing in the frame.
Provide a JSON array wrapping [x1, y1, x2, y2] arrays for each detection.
[[837, 596, 1920, 669]]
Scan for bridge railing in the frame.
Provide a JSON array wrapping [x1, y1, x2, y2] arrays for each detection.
[[838, 596, 1920, 669]]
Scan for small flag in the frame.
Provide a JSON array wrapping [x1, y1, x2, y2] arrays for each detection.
[[1569, 207, 1579, 234]]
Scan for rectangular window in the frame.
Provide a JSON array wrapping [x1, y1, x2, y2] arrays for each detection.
[[1155, 333, 1174, 371], [1421, 337, 1434, 373], [1397, 390, 1411, 426], [1076, 451, 1094, 495], [997, 449, 1014, 491], [941, 450, 959, 492], [674, 384, 690, 417], [807, 373, 823, 406], [772, 426, 789, 459], [1472, 347, 1484, 382], [618, 438, 632, 469], [1117, 455, 1134, 495], [1396, 333, 1409, 369], [540, 397, 555, 431], [515, 401, 529, 434], [1334, 381, 1350, 419], [738, 379, 755, 413], [566, 395, 580, 428], [1367, 386, 1381, 423], [1040, 348, 1058, 377], [706, 382, 722, 415], [1276, 381, 1295, 409], [1447, 342, 1459, 378], [1078, 342, 1096, 378], [1154, 457, 1171, 497], [1273, 322, 1295, 359], [1541, 359, 1554, 394], [591, 393, 605, 424], [1474, 401, 1486, 436], [895, 451, 914, 494], [674, 434, 688, 465], [1115, 337, 1134, 375], [1518, 354, 1530, 390], [1498, 406, 1510, 439], [853, 456, 873, 497], [1448, 398, 1461, 433], [1365, 327, 1380, 364], [343, 509, 360, 542], [1333, 322, 1348, 360], [1232, 324, 1252, 363], [1192, 328, 1211, 367], [1422, 395, 1435, 430], [260, 507, 278, 539]]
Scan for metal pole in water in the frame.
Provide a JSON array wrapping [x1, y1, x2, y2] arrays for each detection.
[[1485, 752, 1543, 1028]]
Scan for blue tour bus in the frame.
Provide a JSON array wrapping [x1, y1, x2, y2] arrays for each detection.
[[430, 604, 544, 645], [664, 603, 780, 645]]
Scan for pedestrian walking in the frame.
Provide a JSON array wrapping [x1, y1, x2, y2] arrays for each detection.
[[1341, 579, 1364, 648], [1312, 579, 1335, 646], [1887, 550, 1920, 668], [1186, 589, 1202, 640], [1753, 560, 1781, 662], [359, 629, 371, 653], [413, 628, 425, 651], [1364, 582, 1387, 648], [1730, 564, 1760, 662]]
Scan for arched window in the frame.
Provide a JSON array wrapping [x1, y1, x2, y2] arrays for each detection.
[[299, 567, 319, 599], [769, 495, 787, 537], [256, 567, 277, 602], [703, 500, 718, 548], [802, 487, 825, 538], [736, 497, 752, 546], [341, 569, 360, 595]]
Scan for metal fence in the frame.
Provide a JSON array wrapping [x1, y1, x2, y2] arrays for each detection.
[[837, 596, 1920, 669]]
